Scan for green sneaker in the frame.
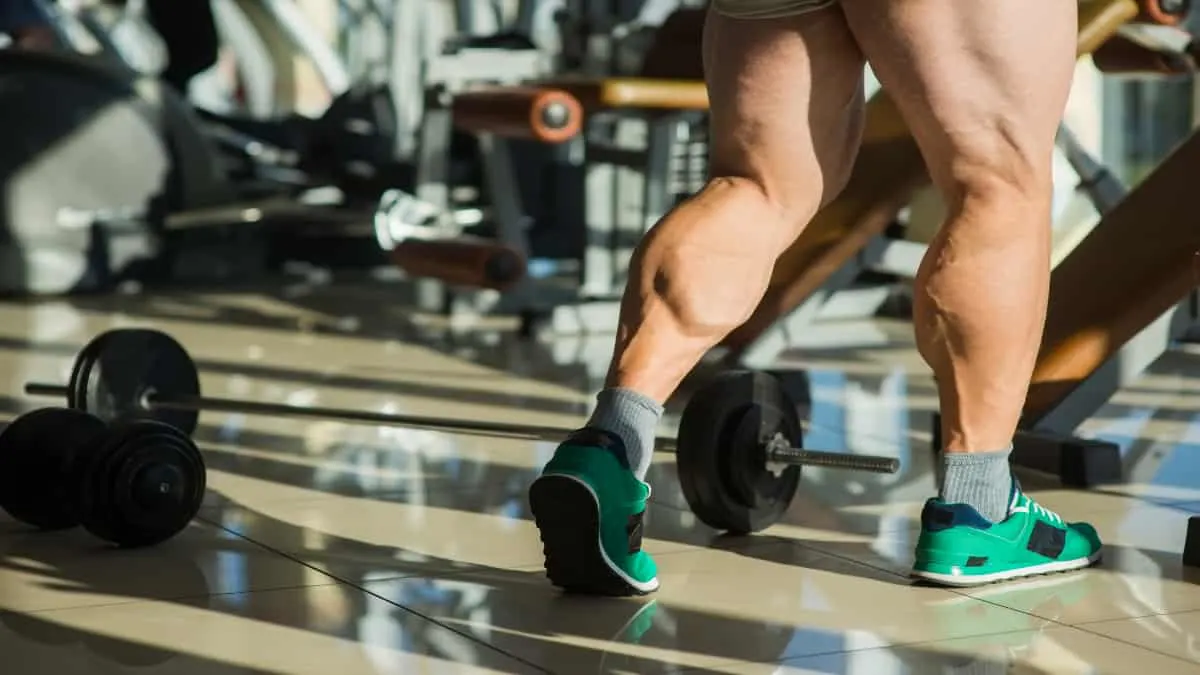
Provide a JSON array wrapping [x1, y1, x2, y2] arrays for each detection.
[[912, 480, 1103, 587], [528, 429, 659, 595]]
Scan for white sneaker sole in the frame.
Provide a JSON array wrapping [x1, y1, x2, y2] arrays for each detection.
[[912, 550, 1102, 587]]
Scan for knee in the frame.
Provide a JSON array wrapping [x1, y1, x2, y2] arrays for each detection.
[[707, 136, 860, 227], [704, 175, 777, 207], [939, 132, 1055, 219], [699, 173, 823, 241]]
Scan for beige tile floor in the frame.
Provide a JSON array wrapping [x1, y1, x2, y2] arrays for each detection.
[[1, 287, 1200, 674]]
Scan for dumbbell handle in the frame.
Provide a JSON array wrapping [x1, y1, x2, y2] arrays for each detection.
[[23, 383, 900, 474]]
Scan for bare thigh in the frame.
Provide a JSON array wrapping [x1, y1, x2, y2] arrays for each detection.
[[703, 4, 866, 221], [839, 0, 1077, 199]]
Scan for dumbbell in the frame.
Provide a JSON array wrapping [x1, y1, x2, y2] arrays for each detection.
[[0, 408, 205, 548]]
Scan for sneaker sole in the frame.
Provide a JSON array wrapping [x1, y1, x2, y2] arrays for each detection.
[[925, 569, 1088, 606], [911, 550, 1102, 587], [529, 474, 659, 596]]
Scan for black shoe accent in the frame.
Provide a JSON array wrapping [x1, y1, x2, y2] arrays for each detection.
[[1027, 520, 1067, 559], [965, 556, 988, 568], [563, 428, 630, 470], [920, 500, 994, 533], [627, 511, 644, 555], [529, 475, 651, 597]]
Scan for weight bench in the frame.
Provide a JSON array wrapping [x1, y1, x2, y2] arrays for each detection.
[[723, 0, 1167, 367], [1000, 126, 1200, 485]]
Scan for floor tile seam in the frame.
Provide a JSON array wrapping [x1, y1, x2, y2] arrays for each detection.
[[1065, 620, 1200, 667], [1070, 607, 1200, 628], [196, 478, 500, 516], [5, 579, 344, 617], [958, 587, 1200, 665]]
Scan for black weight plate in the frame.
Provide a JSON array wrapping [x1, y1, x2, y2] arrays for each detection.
[[77, 420, 205, 548], [71, 329, 201, 435], [67, 332, 109, 412], [676, 370, 802, 534], [0, 408, 104, 531]]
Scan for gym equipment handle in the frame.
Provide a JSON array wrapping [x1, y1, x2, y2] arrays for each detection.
[[23, 383, 899, 475], [453, 87, 584, 144], [388, 237, 527, 290]]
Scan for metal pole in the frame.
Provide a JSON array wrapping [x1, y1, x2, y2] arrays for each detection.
[[23, 383, 900, 474]]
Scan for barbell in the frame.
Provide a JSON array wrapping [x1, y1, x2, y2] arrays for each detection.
[[20, 328, 900, 534]]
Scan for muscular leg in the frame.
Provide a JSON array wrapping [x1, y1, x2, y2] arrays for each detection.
[[844, 0, 1071, 463], [609, 7, 864, 404], [589, 6, 867, 484], [840, 0, 1102, 583], [530, 5, 865, 595]]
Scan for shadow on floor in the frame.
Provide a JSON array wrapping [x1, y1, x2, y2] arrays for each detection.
[[0, 502, 1078, 675], [0, 424, 1180, 672], [0, 608, 278, 673]]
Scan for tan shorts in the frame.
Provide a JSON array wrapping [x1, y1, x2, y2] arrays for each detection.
[[710, 0, 836, 20]]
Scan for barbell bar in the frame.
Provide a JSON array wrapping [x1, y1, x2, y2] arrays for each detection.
[[20, 329, 899, 477], [23, 381, 899, 475]]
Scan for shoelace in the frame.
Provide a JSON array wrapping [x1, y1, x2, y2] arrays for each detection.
[[1027, 498, 1065, 525]]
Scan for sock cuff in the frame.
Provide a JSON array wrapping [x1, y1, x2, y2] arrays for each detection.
[[942, 445, 1014, 466], [596, 387, 665, 416], [587, 387, 665, 482]]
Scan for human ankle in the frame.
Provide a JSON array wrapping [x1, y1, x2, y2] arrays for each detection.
[[939, 446, 1014, 522], [584, 387, 664, 482]]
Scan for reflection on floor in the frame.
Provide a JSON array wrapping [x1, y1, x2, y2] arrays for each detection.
[[2, 284, 1200, 674]]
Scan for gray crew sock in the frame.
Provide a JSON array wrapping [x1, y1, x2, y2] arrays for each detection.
[[585, 387, 664, 482], [939, 446, 1014, 523]]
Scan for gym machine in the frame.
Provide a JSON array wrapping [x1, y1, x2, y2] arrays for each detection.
[[4, 327, 899, 548], [400, 4, 714, 331], [52, 0, 411, 199], [0, 44, 546, 294], [192, 0, 627, 294], [0, 0, 594, 295]]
